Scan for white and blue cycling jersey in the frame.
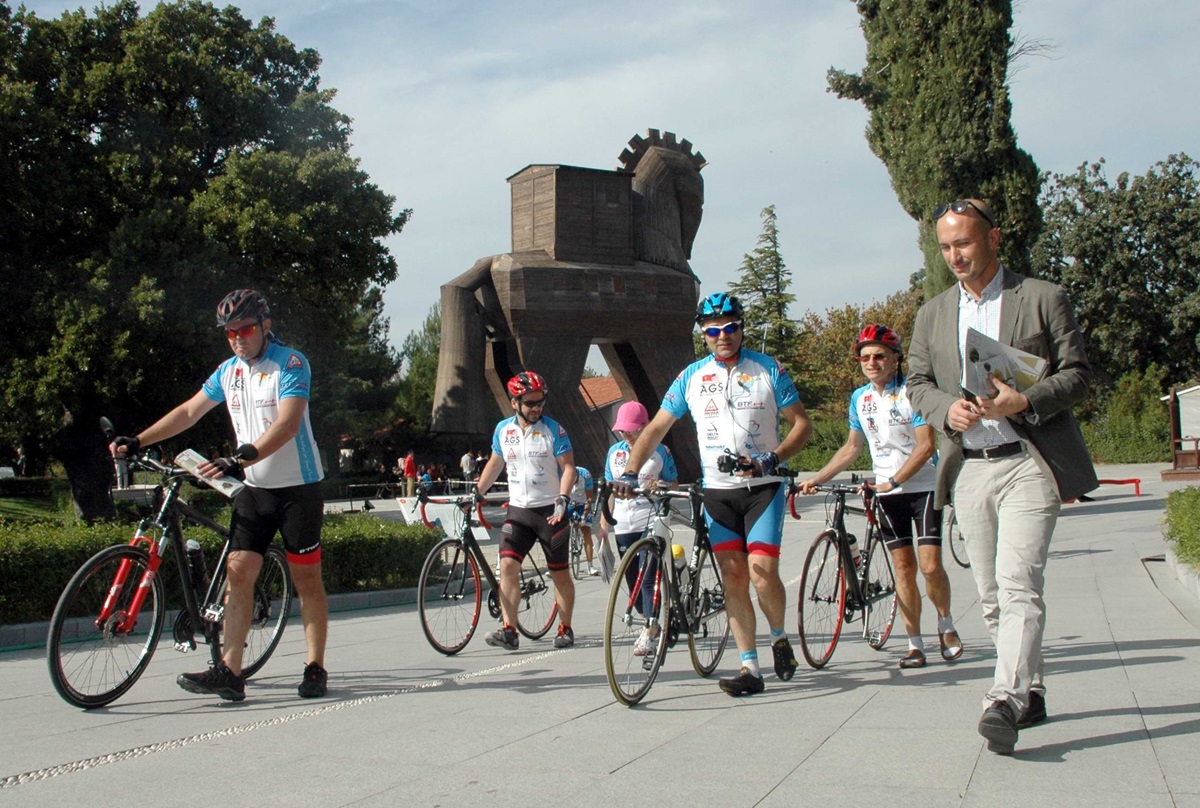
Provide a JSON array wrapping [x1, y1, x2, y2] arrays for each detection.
[[570, 466, 594, 505], [490, 415, 572, 508], [660, 348, 801, 490], [604, 441, 678, 535], [202, 339, 323, 489], [848, 375, 936, 494]]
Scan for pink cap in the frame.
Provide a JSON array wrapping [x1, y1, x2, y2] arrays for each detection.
[[612, 401, 649, 433]]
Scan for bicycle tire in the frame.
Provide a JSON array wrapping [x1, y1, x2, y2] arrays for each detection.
[[797, 531, 845, 669], [515, 549, 559, 639], [946, 507, 970, 569], [862, 532, 898, 650], [418, 538, 482, 655], [686, 544, 730, 677], [47, 544, 165, 708], [570, 523, 584, 580], [604, 536, 667, 705], [235, 546, 294, 677]]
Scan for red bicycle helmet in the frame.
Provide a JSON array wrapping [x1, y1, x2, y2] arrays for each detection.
[[216, 289, 270, 328], [854, 324, 902, 355], [506, 371, 547, 398]]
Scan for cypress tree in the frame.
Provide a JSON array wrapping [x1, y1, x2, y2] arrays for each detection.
[[827, 0, 1042, 296]]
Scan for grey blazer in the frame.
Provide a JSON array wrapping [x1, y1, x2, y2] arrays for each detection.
[[907, 268, 1098, 507]]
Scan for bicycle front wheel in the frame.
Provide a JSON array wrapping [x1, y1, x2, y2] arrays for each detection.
[[797, 531, 845, 669], [862, 533, 898, 650], [236, 546, 294, 678], [604, 537, 667, 705], [418, 538, 482, 655], [516, 549, 559, 639], [687, 545, 729, 677], [946, 507, 970, 569], [47, 544, 165, 708]]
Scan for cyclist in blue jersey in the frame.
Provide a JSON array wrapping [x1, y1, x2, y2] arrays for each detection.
[[569, 465, 599, 576], [800, 324, 962, 670], [614, 293, 812, 695], [110, 290, 329, 702], [475, 371, 579, 650]]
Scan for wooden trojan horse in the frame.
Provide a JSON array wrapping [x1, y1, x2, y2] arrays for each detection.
[[431, 130, 705, 478]]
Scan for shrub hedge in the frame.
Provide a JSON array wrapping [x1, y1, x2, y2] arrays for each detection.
[[0, 513, 440, 626], [1164, 487, 1200, 567]]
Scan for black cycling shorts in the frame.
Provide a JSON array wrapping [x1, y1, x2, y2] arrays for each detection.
[[229, 481, 325, 565], [501, 504, 570, 571], [875, 490, 942, 553]]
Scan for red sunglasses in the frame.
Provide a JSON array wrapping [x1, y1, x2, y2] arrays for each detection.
[[225, 323, 259, 340]]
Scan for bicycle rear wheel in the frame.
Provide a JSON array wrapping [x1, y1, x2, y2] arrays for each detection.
[[570, 524, 584, 580], [236, 546, 294, 677], [946, 507, 970, 569], [604, 537, 667, 705], [687, 545, 729, 677], [47, 545, 165, 708], [418, 538, 482, 654], [862, 532, 898, 650], [516, 548, 559, 639], [797, 531, 845, 669]]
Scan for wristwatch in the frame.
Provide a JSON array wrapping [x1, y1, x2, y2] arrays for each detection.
[[888, 476, 898, 488]]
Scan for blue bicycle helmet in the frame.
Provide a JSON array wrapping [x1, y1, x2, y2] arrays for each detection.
[[695, 292, 744, 324]]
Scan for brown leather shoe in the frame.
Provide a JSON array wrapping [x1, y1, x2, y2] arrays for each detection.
[[939, 630, 964, 661], [898, 648, 926, 669]]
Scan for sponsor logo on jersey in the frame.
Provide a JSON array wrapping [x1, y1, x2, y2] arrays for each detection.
[[230, 392, 241, 411], [706, 425, 719, 440], [704, 399, 719, 416], [702, 373, 717, 382], [232, 368, 245, 390], [257, 373, 270, 384], [699, 380, 723, 394], [507, 449, 518, 461], [286, 353, 304, 370]]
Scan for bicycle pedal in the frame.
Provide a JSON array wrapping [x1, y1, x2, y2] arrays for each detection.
[[203, 605, 224, 622], [172, 639, 196, 653]]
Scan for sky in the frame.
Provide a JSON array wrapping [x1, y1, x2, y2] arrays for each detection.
[[20, 0, 1200, 361]]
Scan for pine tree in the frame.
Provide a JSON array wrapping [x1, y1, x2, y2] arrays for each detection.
[[827, 0, 1042, 297], [729, 206, 800, 361]]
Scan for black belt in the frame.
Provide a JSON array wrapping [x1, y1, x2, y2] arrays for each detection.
[[962, 442, 1024, 461]]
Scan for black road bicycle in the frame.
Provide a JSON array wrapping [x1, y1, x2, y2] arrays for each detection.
[[790, 483, 898, 669], [47, 420, 293, 708], [944, 504, 970, 568], [414, 490, 559, 654], [599, 482, 731, 706]]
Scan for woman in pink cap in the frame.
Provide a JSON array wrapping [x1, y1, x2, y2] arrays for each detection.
[[598, 401, 679, 655]]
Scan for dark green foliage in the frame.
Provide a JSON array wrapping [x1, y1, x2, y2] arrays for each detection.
[[828, 0, 1042, 296], [730, 206, 801, 362], [0, 514, 439, 625], [1164, 487, 1200, 566], [0, 2, 408, 519], [1079, 366, 1172, 464], [1033, 155, 1200, 388]]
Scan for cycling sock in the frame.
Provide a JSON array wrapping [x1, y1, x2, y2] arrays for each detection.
[[937, 615, 956, 634], [908, 635, 925, 653], [769, 626, 786, 642], [740, 650, 760, 677]]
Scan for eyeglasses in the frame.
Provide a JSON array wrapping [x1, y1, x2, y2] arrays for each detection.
[[933, 199, 997, 229], [225, 323, 259, 340], [520, 397, 546, 409], [702, 322, 741, 338], [857, 353, 891, 364]]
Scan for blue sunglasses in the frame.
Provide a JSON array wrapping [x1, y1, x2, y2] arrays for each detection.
[[702, 322, 741, 338]]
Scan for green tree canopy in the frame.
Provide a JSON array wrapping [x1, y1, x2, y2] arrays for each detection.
[[828, 0, 1041, 297], [0, 1, 408, 519], [729, 205, 801, 361], [1033, 154, 1200, 389]]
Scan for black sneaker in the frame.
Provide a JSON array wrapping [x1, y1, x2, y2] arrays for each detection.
[[298, 661, 328, 698], [177, 662, 245, 702], [553, 625, 575, 648], [485, 626, 520, 650], [719, 667, 765, 696], [772, 637, 798, 681], [1017, 691, 1047, 729], [978, 699, 1019, 755]]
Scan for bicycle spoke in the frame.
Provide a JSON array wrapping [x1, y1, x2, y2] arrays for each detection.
[[797, 532, 845, 668], [604, 538, 667, 705]]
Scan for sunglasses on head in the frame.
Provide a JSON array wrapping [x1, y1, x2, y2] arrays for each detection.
[[702, 322, 741, 338], [933, 199, 997, 228], [225, 323, 259, 340]]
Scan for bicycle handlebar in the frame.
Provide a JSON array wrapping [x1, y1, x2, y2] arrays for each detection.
[[414, 488, 503, 531], [594, 481, 702, 530]]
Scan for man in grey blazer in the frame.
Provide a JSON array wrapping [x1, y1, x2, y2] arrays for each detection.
[[907, 198, 1097, 755]]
